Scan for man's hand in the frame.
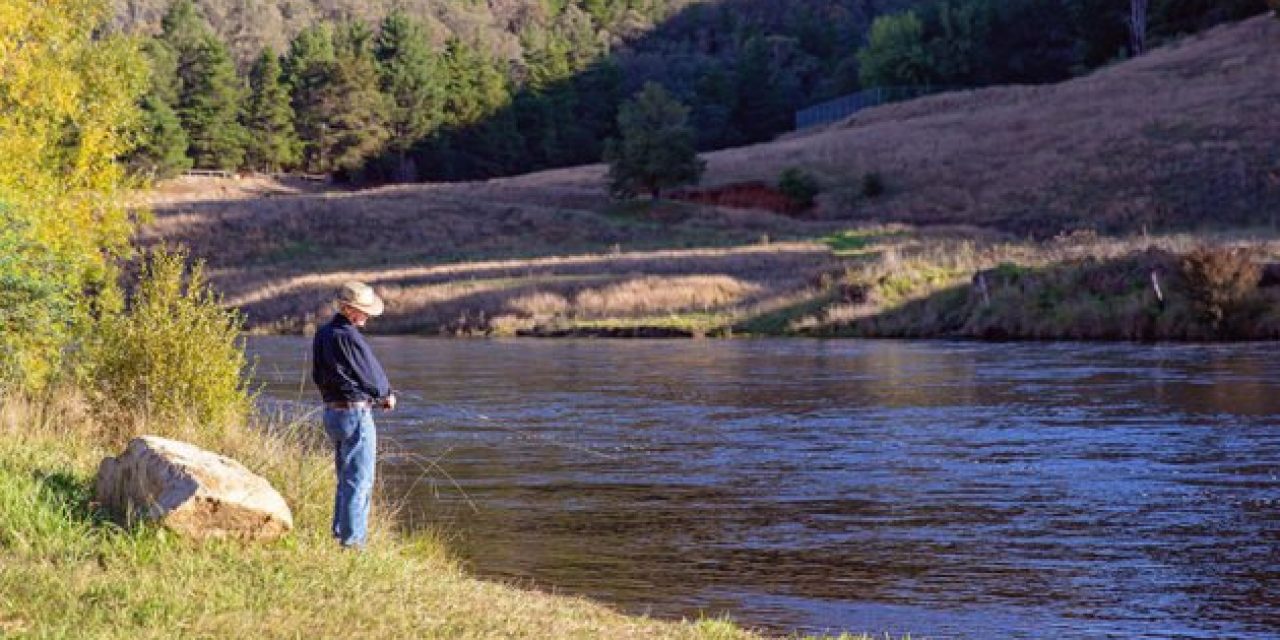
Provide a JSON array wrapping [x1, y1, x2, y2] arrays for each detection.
[[380, 392, 397, 411]]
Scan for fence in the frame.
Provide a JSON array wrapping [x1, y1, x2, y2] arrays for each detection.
[[181, 170, 330, 183], [793, 85, 960, 130], [182, 169, 235, 179]]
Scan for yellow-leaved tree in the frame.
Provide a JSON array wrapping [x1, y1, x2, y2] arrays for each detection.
[[0, 0, 146, 389]]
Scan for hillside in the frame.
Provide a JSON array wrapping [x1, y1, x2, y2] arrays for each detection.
[[143, 15, 1280, 337], [490, 14, 1280, 234]]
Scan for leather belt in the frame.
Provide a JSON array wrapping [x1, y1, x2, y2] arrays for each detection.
[[325, 400, 372, 410]]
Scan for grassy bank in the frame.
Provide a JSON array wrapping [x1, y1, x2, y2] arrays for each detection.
[[781, 229, 1280, 341], [0, 393, 805, 639], [143, 175, 1280, 342]]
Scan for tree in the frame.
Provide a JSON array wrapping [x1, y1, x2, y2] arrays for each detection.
[[129, 39, 192, 178], [1129, 0, 1150, 55], [440, 38, 511, 128], [857, 11, 934, 89], [417, 38, 520, 180], [321, 22, 391, 177], [733, 36, 788, 143], [0, 0, 147, 389], [603, 83, 705, 200], [160, 0, 247, 170], [922, 0, 999, 84], [132, 94, 192, 178], [180, 34, 248, 170], [375, 11, 443, 181], [159, 0, 207, 55], [284, 25, 336, 173], [244, 48, 301, 172]]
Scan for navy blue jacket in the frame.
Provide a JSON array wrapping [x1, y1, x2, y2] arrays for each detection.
[[312, 314, 392, 403]]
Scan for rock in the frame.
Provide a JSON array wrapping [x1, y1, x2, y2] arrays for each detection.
[[94, 436, 293, 541]]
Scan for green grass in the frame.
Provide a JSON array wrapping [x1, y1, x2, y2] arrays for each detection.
[[819, 229, 907, 258], [561, 312, 738, 335], [734, 292, 839, 336]]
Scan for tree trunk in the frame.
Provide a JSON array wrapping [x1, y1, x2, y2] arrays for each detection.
[[1130, 0, 1149, 56]]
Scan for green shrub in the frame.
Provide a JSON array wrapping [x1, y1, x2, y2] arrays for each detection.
[[1179, 246, 1262, 330], [88, 249, 252, 437], [861, 172, 886, 198], [778, 167, 821, 209]]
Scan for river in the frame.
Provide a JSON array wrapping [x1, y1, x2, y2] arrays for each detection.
[[248, 337, 1280, 639]]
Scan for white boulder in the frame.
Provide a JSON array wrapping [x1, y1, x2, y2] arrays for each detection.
[[95, 436, 293, 541]]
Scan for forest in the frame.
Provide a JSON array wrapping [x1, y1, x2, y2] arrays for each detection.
[[125, 0, 1271, 184]]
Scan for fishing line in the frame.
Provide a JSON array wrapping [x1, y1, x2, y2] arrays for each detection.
[[379, 443, 480, 514], [394, 390, 623, 461]]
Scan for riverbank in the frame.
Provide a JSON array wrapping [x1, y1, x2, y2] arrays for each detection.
[[0, 392, 797, 639], [152, 206, 1280, 341]]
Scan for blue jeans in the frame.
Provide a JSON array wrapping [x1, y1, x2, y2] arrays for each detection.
[[323, 407, 377, 547]]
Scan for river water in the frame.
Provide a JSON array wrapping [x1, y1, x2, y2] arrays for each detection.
[[248, 337, 1280, 639]]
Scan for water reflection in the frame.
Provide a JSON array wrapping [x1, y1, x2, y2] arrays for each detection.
[[249, 338, 1280, 639]]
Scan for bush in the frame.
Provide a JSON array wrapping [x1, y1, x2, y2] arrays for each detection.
[[778, 168, 821, 209], [861, 172, 886, 198], [88, 249, 252, 437], [1179, 246, 1262, 330]]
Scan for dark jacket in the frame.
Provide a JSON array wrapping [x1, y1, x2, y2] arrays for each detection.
[[312, 314, 392, 403]]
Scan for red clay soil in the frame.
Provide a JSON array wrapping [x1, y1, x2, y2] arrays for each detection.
[[671, 181, 806, 215]]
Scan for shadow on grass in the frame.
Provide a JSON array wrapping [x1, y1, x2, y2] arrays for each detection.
[[787, 248, 1280, 341], [31, 469, 115, 529]]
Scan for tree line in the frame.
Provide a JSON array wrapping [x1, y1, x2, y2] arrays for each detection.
[[130, 0, 1270, 186], [855, 0, 1269, 89]]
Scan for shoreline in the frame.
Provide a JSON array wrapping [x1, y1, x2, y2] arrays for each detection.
[[212, 229, 1280, 344], [0, 393, 797, 639]]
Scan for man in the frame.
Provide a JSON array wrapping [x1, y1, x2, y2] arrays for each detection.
[[312, 281, 396, 549]]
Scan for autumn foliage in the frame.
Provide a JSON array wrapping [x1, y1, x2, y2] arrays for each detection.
[[0, 0, 146, 389]]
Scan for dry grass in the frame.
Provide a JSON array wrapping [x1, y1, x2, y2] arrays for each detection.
[[153, 236, 839, 333]]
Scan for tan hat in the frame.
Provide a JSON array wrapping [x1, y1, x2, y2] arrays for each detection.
[[334, 281, 384, 317]]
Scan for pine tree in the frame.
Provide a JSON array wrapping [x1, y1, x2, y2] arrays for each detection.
[[603, 82, 705, 200], [133, 94, 192, 178], [284, 25, 336, 173], [159, 0, 207, 56], [320, 22, 391, 177], [375, 11, 442, 181], [440, 39, 510, 128], [244, 48, 301, 173], [180, 34, 248, 170], [129, 38, 191, 178]]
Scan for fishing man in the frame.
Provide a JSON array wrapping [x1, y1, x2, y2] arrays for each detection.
[[312, 281, 396, 549]]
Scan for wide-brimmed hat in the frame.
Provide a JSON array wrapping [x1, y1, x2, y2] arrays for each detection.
[[334, 281, 384, 317]]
